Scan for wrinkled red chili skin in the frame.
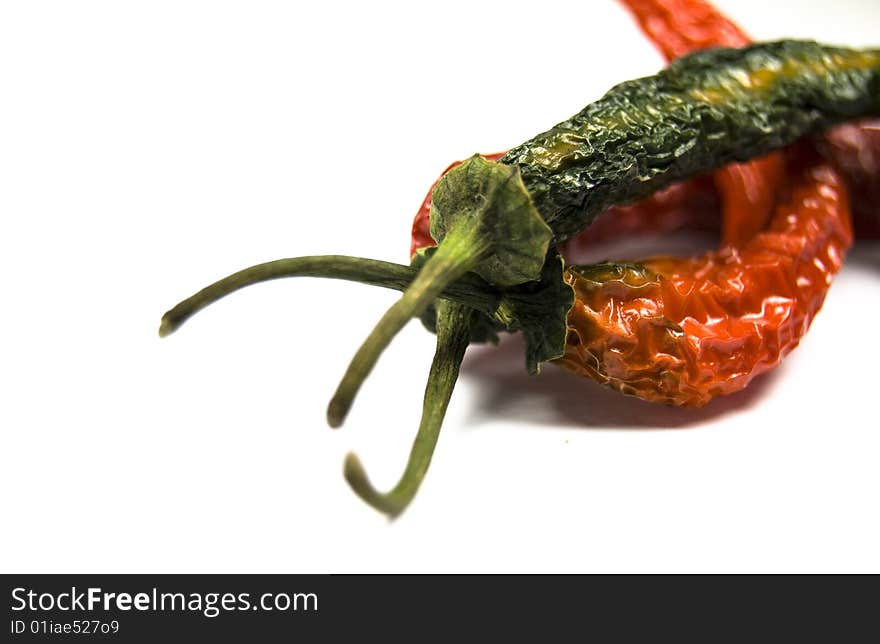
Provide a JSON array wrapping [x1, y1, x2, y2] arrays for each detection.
[[557, 146, 852, 405]]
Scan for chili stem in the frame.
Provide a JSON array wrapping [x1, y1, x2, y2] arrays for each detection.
[[158, 254, 498, 337], [344, 300, 473, 518], [326, 223, 488, 427]]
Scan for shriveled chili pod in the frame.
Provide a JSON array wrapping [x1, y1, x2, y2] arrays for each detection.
[[500, 40, 878, 244], [556, 144, 852, 404], [411, 0, 783, 262], [415, 166, 723, 263]]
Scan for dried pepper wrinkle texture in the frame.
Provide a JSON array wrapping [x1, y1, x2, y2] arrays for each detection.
[[410, 0, 778, 262], [555, 146, 853, 406], [411, 0, 780, 259], [413, 163, 722, 261], [618, 0, 785, 246], [502, 40, 879, 244]]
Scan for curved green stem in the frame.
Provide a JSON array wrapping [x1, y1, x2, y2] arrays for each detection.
[[325, 154, 553, 428], [344, 300, 473, 518], [326, 225, 488, 427], [158, 254, 498, 338]]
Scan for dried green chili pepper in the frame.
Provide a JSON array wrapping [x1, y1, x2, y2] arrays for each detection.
[[502, 40, 879, 243], [161, 40, 880, 517]]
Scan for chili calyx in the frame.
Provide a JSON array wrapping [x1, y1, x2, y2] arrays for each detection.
[[414, 247, 574, 374]]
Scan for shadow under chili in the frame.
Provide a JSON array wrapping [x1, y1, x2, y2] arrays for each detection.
[[459, 332, 782, 431], [847, 239, 880, 270]]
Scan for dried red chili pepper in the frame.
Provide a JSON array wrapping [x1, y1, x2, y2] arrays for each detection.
[[556, 144, 852, 405]]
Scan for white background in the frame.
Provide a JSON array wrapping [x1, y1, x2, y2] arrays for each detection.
[[2, 0, 879, 573]]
